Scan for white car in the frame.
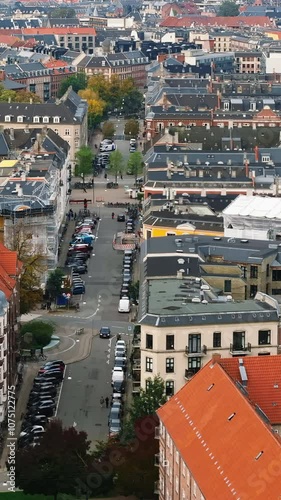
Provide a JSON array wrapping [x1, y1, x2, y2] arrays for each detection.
[[112, 366, 123, 374], [116, 340, 126, 348]]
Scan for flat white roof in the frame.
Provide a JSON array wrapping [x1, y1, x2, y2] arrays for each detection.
[[223, 195, 281, 219]]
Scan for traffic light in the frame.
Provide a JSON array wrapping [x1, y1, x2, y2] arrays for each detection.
[[84, 198, 87, 209]]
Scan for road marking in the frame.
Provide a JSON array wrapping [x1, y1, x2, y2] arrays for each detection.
[[73, 421, 77, 427], [106, 359, 110, 364], [52, 337, 76, 355]]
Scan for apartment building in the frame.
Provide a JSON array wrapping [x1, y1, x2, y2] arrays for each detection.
[[156, 357, 281, 500], [22, 28, 96, 55], [235, 51, 261, 74], [0, 130, 70, 270], [0, 243, 22, 420], [0, 88, 87, 165], [77, 51, 149, 87]]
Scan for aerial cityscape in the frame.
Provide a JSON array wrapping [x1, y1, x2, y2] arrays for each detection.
[[0, 0, 280, 498]]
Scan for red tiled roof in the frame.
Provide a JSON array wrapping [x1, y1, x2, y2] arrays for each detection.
[[0, 35, 20, 46], [219, 356, 281, 424], [0, 263, 16, 300], [157, 362, 281, 500], [0, 242, 22, 276], [160, 15, 272, 27], [44, 59, 68, 68]]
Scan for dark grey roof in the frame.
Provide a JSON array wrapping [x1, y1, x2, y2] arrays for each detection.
[[2, 78, 26, 90], [144, 211, 223, 231], [0, 133, 10, 156], [49, 18, 78, 27]]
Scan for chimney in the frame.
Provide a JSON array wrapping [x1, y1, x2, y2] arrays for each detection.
[[231, 169, 236, 178], [177, 270, 183, 279], [167, 168, 171, 179], [184, 154, 188, 164], [9, 128, 14, 140], [217, 171, 221, 179], [21, 171, 26, 181], [217, 89, 221, 108], [16, 184, 23, 197], [211, 353, 221, 365], [254, 145, 259, 162]]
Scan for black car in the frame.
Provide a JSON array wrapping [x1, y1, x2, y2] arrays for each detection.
[[30, 388, 57, 398], [117, 214, 125, 222], [99, 326, 111, 339], [38, 370, 63, 381], [33, 377, 58, 386]]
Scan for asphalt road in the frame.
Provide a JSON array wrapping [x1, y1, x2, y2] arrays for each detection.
[[56, 206, 133, 444]]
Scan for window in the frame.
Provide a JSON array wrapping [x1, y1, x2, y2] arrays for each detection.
[[240, 265, 247, 279], [262, 155, 270, 163], [33, 116, 40, 123], [166, 358, 174, 373], [145, 357, 153, 372], [65, 129, 70, 136], [188, 357, 201, 373], [272, 269, 281, 281], [4, 116, 10, 122], [233, 331, 245, 351], [145, 379, 152, 391], [224, 280, 231, 293], [186, 468, 190, 485], [166, 335, 174, 350], [43, 116, 49, 123], [54, 129, 59, 134], [250, 266, 258, 279], [166, 381, 174, 397], [182, 462, 186, 477], [75, 128, 79, 136], [17, 116, 23, 123], [250, 285, 257, 297], [29, 84, 35, 93], [188, 334, 201, 353], [175, 476, 179, 494], [266, 264, 270, 277], [223, 101, 229, 110], [193, 480, 197, 496], [167, 232, 176, 236], [53, 116, 60, 123], [146, 334, 153, 349], [176, 451, 179, 464], [213, 331, 221, 348], [258, 330, 271, 345]]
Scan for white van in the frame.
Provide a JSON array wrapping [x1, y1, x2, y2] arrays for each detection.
[[112, 371, 124, 386], [118, 298, 130, 313]]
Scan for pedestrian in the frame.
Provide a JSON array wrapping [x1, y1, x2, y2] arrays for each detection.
[[74, 212, 77, 220], [105, 397, 109, 408], [120, 174, 123, 180], [100, 396, 105, 408]]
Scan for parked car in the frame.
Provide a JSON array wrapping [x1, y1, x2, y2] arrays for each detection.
[[72, 285, 85, 295], [109, 419, 121, 438], [108, 406, 121, 425], [112, 380, 125, 394], [99, 326, 111, 339]]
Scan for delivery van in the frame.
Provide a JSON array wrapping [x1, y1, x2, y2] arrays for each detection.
[[118, 298, 130, 313], [111, 370, 124, 386]]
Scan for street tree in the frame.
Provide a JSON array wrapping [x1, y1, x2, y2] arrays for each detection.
[[109, 150, 124, 183], [127, 151, 143, 182], [218, 0, 239, 16], [16, 419, 92, 500], [122, 89, 144, 117], [102, 120, 115, 139], [46, 268, 65, 302], [124, 118, 140, 138], [75, 145, 94, 179], [9, 222, 45, 314], [20, 320, 55, 350], [78, 87, 106, 128], [58, 73, 87, 98], [48, 7, 76, 18]]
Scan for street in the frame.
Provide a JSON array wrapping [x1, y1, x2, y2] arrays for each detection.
[[55, 204, 134, 444]]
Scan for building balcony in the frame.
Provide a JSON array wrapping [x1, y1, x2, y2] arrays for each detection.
[[154, 454, 160, 467], [155, 426, 160, 439], [132, 360, 141, 371], [185, 368, 199, 380], [185, 345, 207, 356], [230, 343, 251, 355]]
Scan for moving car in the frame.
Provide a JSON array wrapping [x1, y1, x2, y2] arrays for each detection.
[[99, 326, 111, 339], [117, 214, 125, 222]]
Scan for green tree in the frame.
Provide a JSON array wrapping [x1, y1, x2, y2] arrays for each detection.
[[9, 222, 45, 314], [127, 151, 143, 182], [102, 120, 115, 139], [58, 73, 87, 98], [16, 420, 92, 500], [218, 0, 239, 16], [46, 268, 65, 302], [124, 118, 140, 138], [48, 7, 76, 18], [21, 320, 55, 349], [123, 89, 144, 117], [109, 150, 124, 183], [75, 145, 94, 178]]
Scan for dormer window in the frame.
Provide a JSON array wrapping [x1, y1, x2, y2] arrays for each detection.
[[53, 116, 60, 123], [17, 116, 23, 123], [223, 101, 229, 111], [43, 116, 49, 123], [5, 115, 11, 122], [33, 116, 40, 123]]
